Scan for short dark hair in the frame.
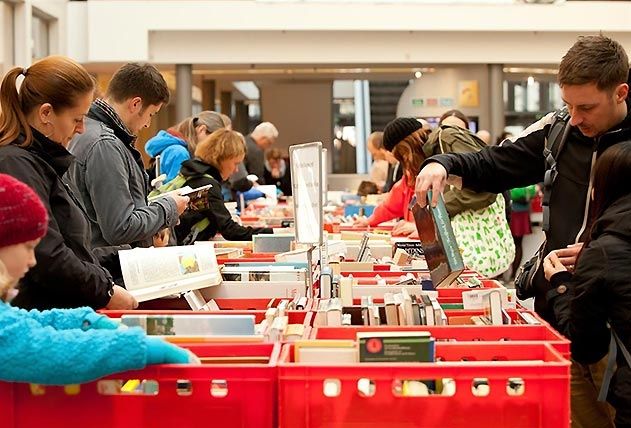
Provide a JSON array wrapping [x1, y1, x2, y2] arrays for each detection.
[[439, 109, 470, 127], [559, 35, 629, 91], [106, 63, 170, 107]]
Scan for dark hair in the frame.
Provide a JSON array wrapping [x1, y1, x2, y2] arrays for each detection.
[[439, 109, 470, 128], [106, 63, 170, 108], [391, 129, 431, 185], [0, 55, 94, 148], [357, 181, 379, 197], [577, 141, 631, 264], [591, 141, 631, 224], [559, 35, 629, 91]]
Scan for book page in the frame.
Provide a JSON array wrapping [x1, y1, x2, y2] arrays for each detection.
[[119, 242, 221, 300]]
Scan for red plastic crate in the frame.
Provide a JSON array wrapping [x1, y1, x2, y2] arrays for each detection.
[[2, 343, 280, 428], [310, 324, 569, 358], [137, 297, 315, 312], [278, 342, 570, 428]]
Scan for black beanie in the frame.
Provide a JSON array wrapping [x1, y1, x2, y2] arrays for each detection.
[[382, 117, 423, 152]]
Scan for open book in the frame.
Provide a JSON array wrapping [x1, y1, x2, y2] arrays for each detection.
[[410, 193, 464, 288], [118, 242, 221, 302], [148, 183, 213, 211]]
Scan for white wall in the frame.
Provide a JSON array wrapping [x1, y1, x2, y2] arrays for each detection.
[[259, 81, 333, 156], [397, 66, 491, 130], [69, 1, 631, 65], [0, 3, 13, 75]]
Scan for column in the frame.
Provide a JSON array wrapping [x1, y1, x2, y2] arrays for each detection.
[[234, 100, 249, 135], [175, 64, 192, 122], [354, 80, 371, 174], [202, 79, 216, 111], [489, 64, 505, 143], [13, 1, 32, 66], [220, 91, 232, 118]]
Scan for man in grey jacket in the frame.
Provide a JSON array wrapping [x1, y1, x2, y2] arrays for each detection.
[[67, 63, 188, 248]]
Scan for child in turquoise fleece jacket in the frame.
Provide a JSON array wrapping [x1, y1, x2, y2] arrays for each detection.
[[0, 173, 198, 385]]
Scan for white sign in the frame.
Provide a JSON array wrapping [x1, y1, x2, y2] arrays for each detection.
[[290, 142, 323, 245]]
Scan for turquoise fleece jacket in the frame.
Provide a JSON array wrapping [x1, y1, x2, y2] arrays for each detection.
[[0, 302, 148, 385], [145, 130, 190, 182]]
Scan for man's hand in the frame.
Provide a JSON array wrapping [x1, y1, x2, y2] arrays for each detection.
[[105, 285, 138, 310], [170, 194, 190, 215], [415, 163, 448, 208], [554, 243, 584, 272], [153, 228, 170, 247]]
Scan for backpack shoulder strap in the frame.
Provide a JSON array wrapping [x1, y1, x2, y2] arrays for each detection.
[[541, 107, 571, 232], [543, 106, 571, 169]]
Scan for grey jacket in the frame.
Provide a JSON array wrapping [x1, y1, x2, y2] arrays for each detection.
[[66, 102, 179, 248]]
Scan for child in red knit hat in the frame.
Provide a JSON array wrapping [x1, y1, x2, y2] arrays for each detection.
[[0, 174, 199, 385]]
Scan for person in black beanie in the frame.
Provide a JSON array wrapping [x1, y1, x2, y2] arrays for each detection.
[[381, 118, 428, 192]]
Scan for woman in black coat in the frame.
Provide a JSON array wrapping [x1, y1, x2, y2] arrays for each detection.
[[176, 129, 272, 244], [0, 56, 136, 310], [545, 140, 631, 428]]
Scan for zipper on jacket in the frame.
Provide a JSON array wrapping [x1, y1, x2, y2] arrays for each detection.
[[574, 149, 597, 243]]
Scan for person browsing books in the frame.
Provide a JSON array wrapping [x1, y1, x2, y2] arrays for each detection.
[[0, 174, 198, 385], [356, 113, 513, 277], [145, 111, 232, 182], [544, 141, 631, 428], [175, 128, 273, 244], [0, 56, 136, 311], [414, 36, 631, 428], [66, 63, 189, 249]]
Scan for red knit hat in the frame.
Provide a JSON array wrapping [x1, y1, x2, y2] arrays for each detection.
[[0, 174, 48, 247]]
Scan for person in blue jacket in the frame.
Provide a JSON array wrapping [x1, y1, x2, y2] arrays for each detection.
[[145, 111, 232, 182], [0, 173, 198, 385]]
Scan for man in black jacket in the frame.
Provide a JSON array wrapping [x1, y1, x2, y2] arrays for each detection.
[[416, 35, 630, 428]]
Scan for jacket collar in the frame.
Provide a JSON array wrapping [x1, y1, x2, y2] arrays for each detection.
[[88, 99, 136, 147], [26, 128, 75, 176], [181, 158, 222, 182]]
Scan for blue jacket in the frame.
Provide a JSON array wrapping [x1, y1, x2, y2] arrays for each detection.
[[145, 130, 190, 182], [0, 301, 148, 385]]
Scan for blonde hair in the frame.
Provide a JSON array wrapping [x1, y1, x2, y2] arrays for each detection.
[[174, 111, 232, 155], [0, 260, 16, 303], [195, 128, 246, 169]]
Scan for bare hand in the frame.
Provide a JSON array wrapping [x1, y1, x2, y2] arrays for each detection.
[[554, 243, 583, 271], [391, 220, 417, 237], [354, 217, 370, 227], [170, 194, 190, 215], [105, 285, 138, 310], [543, 251, 567, 281], [415, 163, 448, 208], [153, 228, 170, 247]]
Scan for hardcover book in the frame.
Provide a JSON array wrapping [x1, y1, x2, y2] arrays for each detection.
[[410, 193, 464, 288]]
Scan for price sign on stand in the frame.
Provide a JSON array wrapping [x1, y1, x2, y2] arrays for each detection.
[[290, 142, 324, 245], [290, 142, 325, 297]]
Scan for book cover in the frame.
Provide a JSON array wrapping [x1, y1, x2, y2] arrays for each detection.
[[121, 314, 256, 336], [410, 193, 464, 288], [357, 331, 435, 363], [184, 184, 213, 211]]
